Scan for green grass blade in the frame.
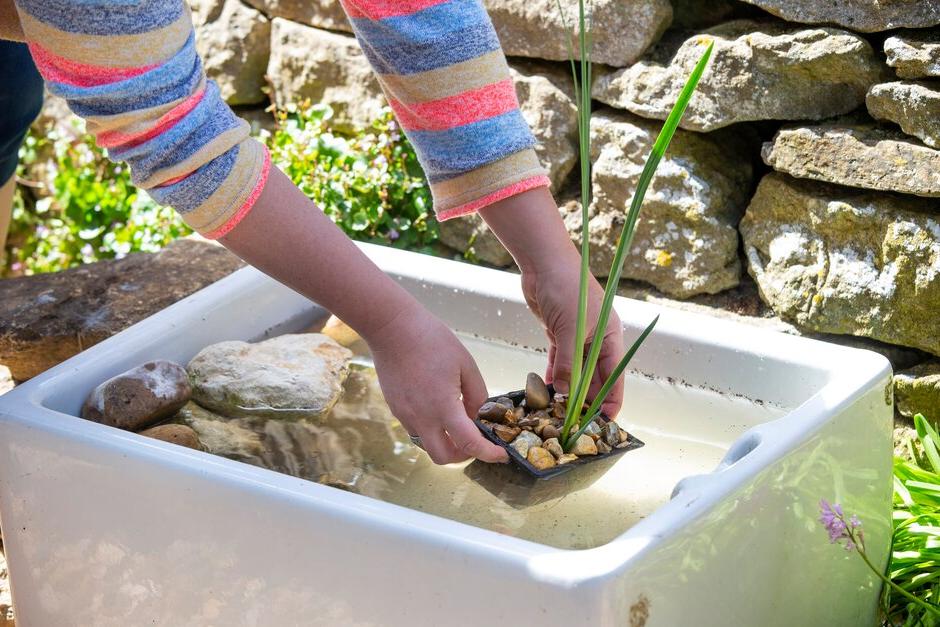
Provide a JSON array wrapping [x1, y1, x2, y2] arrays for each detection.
[[567, 41, 714, 422], [563, 410, 602, 453], [572, 314, 659, 439], [915, 414, 940, 473]]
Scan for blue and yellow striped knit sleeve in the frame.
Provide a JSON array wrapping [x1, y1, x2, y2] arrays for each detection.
[[13, 0, 269, 239]]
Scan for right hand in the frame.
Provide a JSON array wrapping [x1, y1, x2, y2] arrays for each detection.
[[366, 303, 508, 465]]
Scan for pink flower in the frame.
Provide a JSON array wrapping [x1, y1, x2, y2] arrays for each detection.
[[819, 500, 864, 552]]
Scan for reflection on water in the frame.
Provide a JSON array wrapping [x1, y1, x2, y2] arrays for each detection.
[[185, 334, 785, 550]]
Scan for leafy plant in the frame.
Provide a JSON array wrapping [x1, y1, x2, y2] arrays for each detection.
[[5, 102, 437, 276], [819, 414, 940, 626], [5, 120, 189, 276], [884, 413, 940, 625], [554, 0, 714, 450], [264, 102, 436, 252]]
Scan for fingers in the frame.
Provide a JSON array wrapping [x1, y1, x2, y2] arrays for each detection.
[[550, 339, 573, 394], [596, 322, 625, 418], [415, 425, 463, 465], [459, 354, 488, 420], [442, 404, 508, 463]]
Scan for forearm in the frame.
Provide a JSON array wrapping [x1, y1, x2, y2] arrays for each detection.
[[477, 186, 579, 274], [219, 166, 421, 343]]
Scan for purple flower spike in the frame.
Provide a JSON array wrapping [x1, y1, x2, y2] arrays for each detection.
[[819, 500, 864, 553]]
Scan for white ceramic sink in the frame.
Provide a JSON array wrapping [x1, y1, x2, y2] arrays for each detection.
[[0, 244, 893, 626]]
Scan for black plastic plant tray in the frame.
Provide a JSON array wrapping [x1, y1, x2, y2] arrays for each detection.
[[474, 386, 645, 480]]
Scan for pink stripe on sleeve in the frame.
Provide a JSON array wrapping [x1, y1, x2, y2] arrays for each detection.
[[28, 42, 158, 88], [340, 0, 450, 20], [203, 147, 272, 240], [436, 175, 551, 221], [389, 78, 519, 132], [97, 86, 207, 149]]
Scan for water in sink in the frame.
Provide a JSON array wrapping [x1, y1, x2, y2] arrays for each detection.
[[186, 333, 785, 550]]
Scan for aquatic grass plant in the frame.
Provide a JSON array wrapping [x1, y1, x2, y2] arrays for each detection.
[[821, 414, 940, 625], [554, 0, 714, 451]]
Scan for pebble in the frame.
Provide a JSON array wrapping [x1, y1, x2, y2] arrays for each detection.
[[527, 446, 556, 470], [543, 437, 564, 459], [139, 424, 202, 450], [602, 421, 622, 447], [510, 430, 543, 458], [584, 420, 602, 438], [525, 372, 551, 410], [557, 454, 579, 465], [320, 315, 362, 348], [478, 401, 513, 423], [597, 439, 612, 455], [495, 396, 514, 408], [570, 434, 598, 456], [541, 424, 561, 440], [493, 424, 522, 443], [82, 360, 192, 431]]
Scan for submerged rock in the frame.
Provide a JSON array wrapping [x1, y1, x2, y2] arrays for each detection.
[[82, 360, 191, 431], [138, 424, 202, 450], [894, 362, 940, 420], [593, 22, 883, 131], [740, 174, 940, 355], [762, 122, 940, 198], [175, 402, 266, 465], [867, 81, 940, 149], [188, 333, 352, 420]]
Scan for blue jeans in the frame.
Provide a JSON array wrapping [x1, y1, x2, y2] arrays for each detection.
[[0, 40, 44, 184]]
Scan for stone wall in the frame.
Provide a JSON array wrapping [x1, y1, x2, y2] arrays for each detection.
[[128, 2, 940, 416]]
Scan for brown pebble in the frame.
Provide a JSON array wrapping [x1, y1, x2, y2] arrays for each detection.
[[527, 446, 556, 470], [570, 434, 598, 456], [596, 439, 612, 455], [543, 437, 564, 459], [139, 424, 201, 450], [525, 372, 551, 410], [478, 401, 509, 422], [82, 360, 192, 432], [619, 429, 629, 443], [495, 396, 514, 408], [541, 425, 560, 440], [557, 454, 579, 465], [511, 406, 524, 423], [492, 424, 522, 442]]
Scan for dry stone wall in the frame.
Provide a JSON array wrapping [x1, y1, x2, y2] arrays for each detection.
[[184, 0, 940, 419]]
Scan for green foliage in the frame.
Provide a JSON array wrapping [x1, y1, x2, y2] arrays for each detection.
[[264, 102, 436, 251], [4, 102, 436, 276], [884, 414, 940, 626], [556, 0, 714, 448], [5, 118, 189, 276]]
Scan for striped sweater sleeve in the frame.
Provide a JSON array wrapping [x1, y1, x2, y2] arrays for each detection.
[[340, 0, 551, 220], [12, 0, 269, 239]]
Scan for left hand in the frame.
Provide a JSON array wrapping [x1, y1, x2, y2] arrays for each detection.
[[478, 187, 626, 419]]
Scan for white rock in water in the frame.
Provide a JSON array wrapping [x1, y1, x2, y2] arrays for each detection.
[[188, 334, 352, 420]]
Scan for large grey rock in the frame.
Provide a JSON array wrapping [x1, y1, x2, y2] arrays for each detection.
[[737, 0, 940, 33], [867, 81, 940, 149], [188, 334, 353, 420], [565, 110, 754, 298], [885, 30, 940, 79], [762, 122, 940, 197], [740, 173, 940, 355], [894, 361, 940, 420], [484, 0, 672, 67], [268, 19, 386, 129], [593, 21, 884, 132], [439, 214, 514, 267], [176, 402, 267, 465], [511, 62, 578, 192], [191, 0, 270, 105], [0, 239, 244, 381], [243, 0, 351, 31]]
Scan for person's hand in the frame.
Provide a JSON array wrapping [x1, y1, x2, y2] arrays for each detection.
[[478, 186, 626, 418], [520, 250, 625, 418], [366, 302, 509, 465]]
